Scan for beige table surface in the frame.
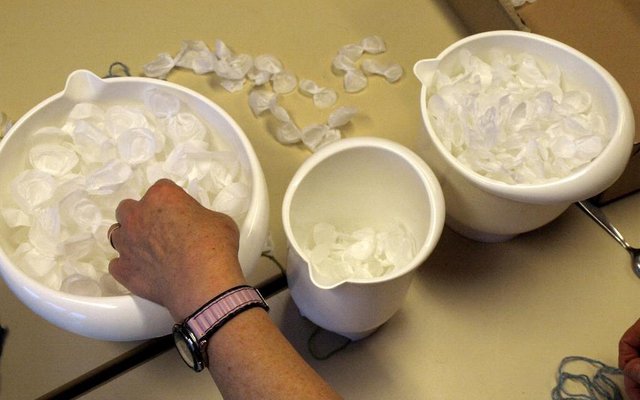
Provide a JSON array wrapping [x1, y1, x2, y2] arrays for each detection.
[[2, 1, 640, 399]]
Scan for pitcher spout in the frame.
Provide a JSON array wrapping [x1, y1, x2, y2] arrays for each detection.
[[413, 58, 440, 87], [63, 70, 106, 103]]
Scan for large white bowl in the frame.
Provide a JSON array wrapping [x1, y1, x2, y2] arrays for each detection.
[[0, 70, 269, 341], [414, 31, 635, 242]]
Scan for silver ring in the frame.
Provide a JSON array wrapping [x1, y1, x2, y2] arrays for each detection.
[[108, 223, 121, 250]]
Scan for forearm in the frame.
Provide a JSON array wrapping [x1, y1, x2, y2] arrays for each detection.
[[107, 181, 339, 398], [207, 308, 342, 400]]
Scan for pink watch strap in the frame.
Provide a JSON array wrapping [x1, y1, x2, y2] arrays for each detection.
[[186, 285, 268, 341]]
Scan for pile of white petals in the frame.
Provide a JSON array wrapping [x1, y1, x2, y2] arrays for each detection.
[[332, 35, 403, 93], [2, 90, 249, 296], [145, 40, 297, 95], [305, 222, 416, 286], [143, 36, 403, 151], [427, 48, 610, 184], [248, 88, 357, 151]]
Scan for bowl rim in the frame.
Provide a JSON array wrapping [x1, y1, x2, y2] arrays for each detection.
[[281, 136, 445, 289]]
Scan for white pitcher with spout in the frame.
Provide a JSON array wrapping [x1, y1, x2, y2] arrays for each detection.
[[282, 137, 445, 340]]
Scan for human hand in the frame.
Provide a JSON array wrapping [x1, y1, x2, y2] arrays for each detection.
[[620, 318, 640, 400], [108, 179, 247, 322]]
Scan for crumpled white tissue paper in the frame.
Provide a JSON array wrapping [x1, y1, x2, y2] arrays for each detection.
[[332, 35, 402, 92]]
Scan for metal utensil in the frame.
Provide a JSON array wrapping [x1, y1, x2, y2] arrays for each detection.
[[577, 200, 640, 278]]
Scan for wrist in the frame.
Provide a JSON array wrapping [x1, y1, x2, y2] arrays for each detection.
[[166, 258, 248, 322], [168, 277, 247, 322], [172, 285, 269, 372]]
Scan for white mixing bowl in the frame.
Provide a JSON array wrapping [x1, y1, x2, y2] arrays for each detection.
[[0, 70, 269, 340], [414, 31, 635, 242]]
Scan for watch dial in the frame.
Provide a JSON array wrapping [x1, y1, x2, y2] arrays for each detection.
[[174, 332, 195, 368]]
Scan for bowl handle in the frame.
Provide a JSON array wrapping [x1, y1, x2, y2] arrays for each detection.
[[63, 70, 106, 103]]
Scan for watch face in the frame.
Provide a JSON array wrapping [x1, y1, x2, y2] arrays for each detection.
[[173, 331, 196, 369]]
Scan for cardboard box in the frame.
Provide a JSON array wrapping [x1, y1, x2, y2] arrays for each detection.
[[446, 0, 640, 204]]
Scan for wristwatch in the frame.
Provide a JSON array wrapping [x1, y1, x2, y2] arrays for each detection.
[[172, 285, 269, 372]]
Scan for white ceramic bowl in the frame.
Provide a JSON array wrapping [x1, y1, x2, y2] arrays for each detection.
[[414, 31, 635, 242], [283, 137, 445, 339], [0, 70, 269, 340]]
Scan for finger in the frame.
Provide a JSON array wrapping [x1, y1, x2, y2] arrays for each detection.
[[621, 341, 640, 369], [143, 178, 180, 201], [115, 198, 138, 224], [108, 257, 157, 304], [107, 223, 122, 251], [144, 178, 197, 207], [107, 257, 130, 292], [152, 178, 178, 188], [626, 359, 640, 382], [108, 258, 134, 293], [108, 257, 121, 278], [620, 318, 640, 367], [622, 318, 640, 348], [625, 375, 640, 400]]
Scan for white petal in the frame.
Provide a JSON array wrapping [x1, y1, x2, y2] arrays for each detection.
[[60, 191, 103, 233], [29, 143, 79, 176], [68, 103, 105, 122], [301, 124, 328, 151], [362, 59, 404, 82], [328, 106, 358, 128], [117, 127, 158, 164], [343, 70, 368, 93], [13, 243, 57, 279], [332, 53, 357, 72], [360, 35, 386, 54], [220, 78, 246, 93], [174, 40, 216, 74], [217, 54, 253, 80], [339, 43, 364, 62], [85, 159, 133, 195], [144, 89, 181, 118], [247, 69, 272, 86], [143, 52, 176, 79], [10, 169, 57, 212], [313, 89, 338, 108], [211, 182, 250, 221], [163, 112, 207, 144], [104, 105, 150, 138], [1, 208, 30, 228], [301, 124, 342, 152], [60, 274, 103, 296], [275, 121, 302, 144], [269, 101, 291, 123], [28, 207, 62, 256], [248, 90, 277, 116], [254, 54, 283, 74], [214, 39, 232, 59], [299, 79, 321, 95], [271, 71, 297, 94]]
